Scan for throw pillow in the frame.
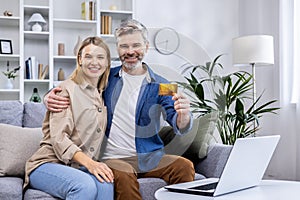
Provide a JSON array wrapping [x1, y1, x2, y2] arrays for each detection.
[[159, 111, 218, 161], [0, 124, 43, 177], [23, 102, 47, 128], [0, 101, 23, 126]]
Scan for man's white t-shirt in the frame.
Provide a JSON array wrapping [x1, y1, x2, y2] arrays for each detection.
[[102, 71, 146, 159]]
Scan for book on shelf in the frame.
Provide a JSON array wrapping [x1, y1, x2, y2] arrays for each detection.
[[40, 65, 49, 80], [89, 1, 95, 20], [25, 59, 31, 79], [25, 57, 48, 80], [38, 64, 43, 79], [81, 1, 96, 20], [101, 15, 112, 34], [25, 56, 37, 80], [31, 56, 37, 79]]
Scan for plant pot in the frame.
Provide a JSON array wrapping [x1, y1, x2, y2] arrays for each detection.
[[4, 79, 13, 89]]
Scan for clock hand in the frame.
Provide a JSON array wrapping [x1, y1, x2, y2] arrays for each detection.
[[157, 40, 169, 50], [156, 40, 168, 45]]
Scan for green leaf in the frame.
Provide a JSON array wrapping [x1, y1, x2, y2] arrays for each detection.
[[177, 54, 280, 145]]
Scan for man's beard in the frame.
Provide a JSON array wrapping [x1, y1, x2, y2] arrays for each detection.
[[120, 53, 144, 71]]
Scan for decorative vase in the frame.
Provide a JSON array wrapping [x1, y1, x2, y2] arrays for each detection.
[[58, 43, 65, 56], [4, 79, 13, 89], [73, 35, 82, 56], [58, 68, 65, 81]]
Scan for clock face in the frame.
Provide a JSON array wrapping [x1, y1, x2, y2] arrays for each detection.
[[154, 27, 180, 55]]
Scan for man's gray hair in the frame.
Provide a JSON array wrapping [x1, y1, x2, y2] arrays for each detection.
[[115, 19, 148, 43]]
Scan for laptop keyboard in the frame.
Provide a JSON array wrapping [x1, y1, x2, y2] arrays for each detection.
[[189, 182, 218, 191]]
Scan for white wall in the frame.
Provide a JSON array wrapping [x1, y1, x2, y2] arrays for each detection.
[[135, 0, 239, 71]]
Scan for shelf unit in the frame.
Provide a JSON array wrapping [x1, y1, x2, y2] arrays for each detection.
[[0, 0, 21, 100], [0, 0, 134, 102], [22, 0, 51, 102]]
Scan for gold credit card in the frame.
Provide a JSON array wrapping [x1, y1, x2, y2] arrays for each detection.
[[159, 83, 178, 96]]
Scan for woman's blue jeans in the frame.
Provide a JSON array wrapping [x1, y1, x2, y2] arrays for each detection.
[[29, 163, 114, 200]]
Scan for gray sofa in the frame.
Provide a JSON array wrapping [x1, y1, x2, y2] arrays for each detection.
[[0, 100, 232, 200]]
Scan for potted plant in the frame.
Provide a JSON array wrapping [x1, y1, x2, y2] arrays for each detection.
[[2, 61, 20, 89], [178, 55, 279, 145]]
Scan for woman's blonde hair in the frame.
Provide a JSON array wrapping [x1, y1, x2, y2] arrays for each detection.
[[70, 36, 111, 93]]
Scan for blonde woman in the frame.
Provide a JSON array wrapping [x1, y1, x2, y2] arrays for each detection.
[[24, 36, 114, 200]]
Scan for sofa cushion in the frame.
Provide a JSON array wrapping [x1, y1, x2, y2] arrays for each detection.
[[137, 173, 205, 200], [196, 143, 233, 178], [24, 189, 61, 200], [23, 102, 46, 128], [0, 100, 23, 127], [138, 178, 167, 200], [0, 124, 43, 177], [159, 112, 218, 161], [0, 177, 23, 200]]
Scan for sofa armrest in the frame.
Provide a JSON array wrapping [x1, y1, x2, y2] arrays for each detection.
[[194, 143, 232, 178]]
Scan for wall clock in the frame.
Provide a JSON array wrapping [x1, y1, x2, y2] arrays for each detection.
[[154, 27, 180, 55]]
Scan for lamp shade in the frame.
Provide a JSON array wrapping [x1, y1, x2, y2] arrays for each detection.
[[28, 13, 46, 25], [232, 35, 274, 66]]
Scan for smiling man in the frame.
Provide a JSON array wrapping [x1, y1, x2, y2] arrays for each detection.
[[100, 19, 195, 200]]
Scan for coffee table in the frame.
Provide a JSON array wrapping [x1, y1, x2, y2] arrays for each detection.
[[155, 180, 300, 200]]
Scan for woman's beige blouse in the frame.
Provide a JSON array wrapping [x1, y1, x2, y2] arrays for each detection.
[[24, 79, 107, 188]]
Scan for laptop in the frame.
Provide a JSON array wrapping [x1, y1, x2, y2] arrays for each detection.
[[165, 135, 280, 196]]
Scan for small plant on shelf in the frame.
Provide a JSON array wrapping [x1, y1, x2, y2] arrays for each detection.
[[2, 61, 20, 80]]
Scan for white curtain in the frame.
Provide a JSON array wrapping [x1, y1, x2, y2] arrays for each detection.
[[275, 0, 300, 180], [291, 0, 300, 103], [291, 0, 300, 180]]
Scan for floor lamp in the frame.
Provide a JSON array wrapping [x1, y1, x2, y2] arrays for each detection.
[[232, 35, 274, 135]]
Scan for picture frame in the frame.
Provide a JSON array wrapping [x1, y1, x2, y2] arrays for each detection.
[[0, 40, 13, 54]]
